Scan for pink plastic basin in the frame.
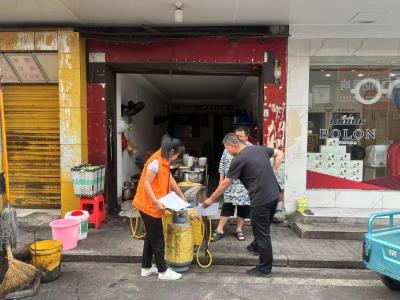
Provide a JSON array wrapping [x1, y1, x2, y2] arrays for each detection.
[[50, 219, 81, 250]]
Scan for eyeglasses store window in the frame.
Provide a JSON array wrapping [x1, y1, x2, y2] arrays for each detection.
[[307, 67, 400, 190]]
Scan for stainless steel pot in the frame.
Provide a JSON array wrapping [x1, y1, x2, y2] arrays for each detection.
[[182, 170, 204, 183], [122, 186, 135, 201], [175, 166, 190, 181]]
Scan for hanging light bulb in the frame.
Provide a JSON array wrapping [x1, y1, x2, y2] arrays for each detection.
[[174, 2, 183, 23]]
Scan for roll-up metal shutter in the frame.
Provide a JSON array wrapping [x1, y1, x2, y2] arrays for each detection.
[[2, 84, 60, 207]]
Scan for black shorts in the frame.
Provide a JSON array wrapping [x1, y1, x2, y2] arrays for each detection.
[[220, 202, 250, 219]]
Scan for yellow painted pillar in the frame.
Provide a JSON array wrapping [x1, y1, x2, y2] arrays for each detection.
[[58, 30, 88, 216]]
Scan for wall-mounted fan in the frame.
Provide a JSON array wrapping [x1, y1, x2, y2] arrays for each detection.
[[121, 101, 145, 117]]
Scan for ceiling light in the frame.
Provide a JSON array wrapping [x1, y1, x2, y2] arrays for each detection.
[[351, 69, 356, 72], [320, 69, 325, 72], [174, 2, 183, 23], [325, 73, 331, 77], [390, 73, 396, 77], [358, 73, 364, 77]]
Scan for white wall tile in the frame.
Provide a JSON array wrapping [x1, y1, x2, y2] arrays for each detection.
[[285, 106, 308, 154], [284, 153, 307, 204], [284, 200, 297, 215], [287, 56, 310, 107], [305, 190, 336, 208], [382, 191, 400, 209], [349, 38, 400, 56], [310, 39, 349, 56], [335, 191, 383, 209], [288, 39, 311, 57]]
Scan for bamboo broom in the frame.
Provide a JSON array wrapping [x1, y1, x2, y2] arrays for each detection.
[[0, 246, 37, 298]]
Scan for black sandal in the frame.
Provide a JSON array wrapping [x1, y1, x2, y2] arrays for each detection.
[[236, 230, 246, 241], [211, 230, 225, 242]]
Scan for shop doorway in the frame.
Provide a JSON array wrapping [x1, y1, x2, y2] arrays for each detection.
[[115, 72, 260, 204]]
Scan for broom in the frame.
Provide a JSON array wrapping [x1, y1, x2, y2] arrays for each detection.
[[0, 246, 37, 298]]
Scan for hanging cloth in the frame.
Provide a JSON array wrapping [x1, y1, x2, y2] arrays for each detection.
[[388, 143, 400, 177]]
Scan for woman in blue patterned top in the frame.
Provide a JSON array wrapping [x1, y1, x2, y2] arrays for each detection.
[[212, 127, 251, 242]]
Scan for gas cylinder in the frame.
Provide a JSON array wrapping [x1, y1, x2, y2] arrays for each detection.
[[165, 210, 193, 272], [162, 210, 173, 242], [188, 209, 202, 247]]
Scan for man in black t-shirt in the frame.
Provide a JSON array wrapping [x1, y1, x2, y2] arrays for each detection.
[[203, 133, 284, 277]]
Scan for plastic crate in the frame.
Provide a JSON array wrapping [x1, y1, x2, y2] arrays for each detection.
[[71, 164, 105, 198]]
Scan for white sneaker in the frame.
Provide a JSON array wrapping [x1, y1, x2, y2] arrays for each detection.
[[158, 268, 182, 280], [141, 265, 159, 277]]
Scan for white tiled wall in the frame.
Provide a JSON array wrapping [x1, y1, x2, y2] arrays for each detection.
[[284, 36, 400, 215], [348, 39, 400, 56], [287, 57, 310, 107], [284, 40, 310, 214], [335, 191, 383, 209], [382, 192, 400, 209], [285, 106, 308, 154], [291, 38, 400, 57], [310, 39, 350, 56], [284, 153, 307, 202], [305, 190, 336, 208]]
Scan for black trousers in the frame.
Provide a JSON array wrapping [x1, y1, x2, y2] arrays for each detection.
[[139, 211, 167, 273], [250, 198, 279, 273]]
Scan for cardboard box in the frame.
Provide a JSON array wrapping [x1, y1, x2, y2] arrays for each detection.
[[350, 160, 363, 169], [339, 161, 350, 168], [338, 154, 351, 161], [307, 153, 316, 161], [310, 160, 323, 169], [323, 168, 340, 177], [321, 145, 347, 155], [322, 153, 337, 161], [326, 138, 340, 146], [339, 168, 350, 178]]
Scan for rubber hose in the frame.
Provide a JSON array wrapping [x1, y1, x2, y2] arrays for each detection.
[[196, 218, 213, 268], [130, 208, 146, 239]]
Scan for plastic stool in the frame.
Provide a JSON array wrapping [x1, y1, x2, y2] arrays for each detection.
[[79, 195, 106, 229]]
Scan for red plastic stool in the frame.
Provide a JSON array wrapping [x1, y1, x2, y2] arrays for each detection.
[[79, 195, 106, 229]]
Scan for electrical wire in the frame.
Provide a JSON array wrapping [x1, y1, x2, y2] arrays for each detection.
[[130, 208, 146, 239], [196, 217, 213, 268]]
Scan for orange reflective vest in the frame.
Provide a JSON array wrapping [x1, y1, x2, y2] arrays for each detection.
[[133, 150, 170, 218]]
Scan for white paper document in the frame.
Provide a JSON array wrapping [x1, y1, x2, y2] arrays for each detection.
[[197, 203, 220, 216], [159, 192, 190, 211]]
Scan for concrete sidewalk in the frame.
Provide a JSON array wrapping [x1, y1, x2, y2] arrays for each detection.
[[16, 213, 364, 269]]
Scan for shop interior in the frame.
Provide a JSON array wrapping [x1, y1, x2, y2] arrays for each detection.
[[307, 60, 400, 187], [116, 73, 260, 205]]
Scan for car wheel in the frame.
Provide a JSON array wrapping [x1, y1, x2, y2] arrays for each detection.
[[381, 275, 400, 290]]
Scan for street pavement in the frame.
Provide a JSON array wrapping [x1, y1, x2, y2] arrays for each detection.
[[17, 215, 363, 269], [30, 263, 399, 300]]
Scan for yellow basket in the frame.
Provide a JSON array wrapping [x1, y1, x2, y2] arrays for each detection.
[[297, 197, 309, 213], [30, 240, 63, 272]]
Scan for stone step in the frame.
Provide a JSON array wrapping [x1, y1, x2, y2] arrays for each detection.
[[295, 208, 400, 225], [293, 222, 385, 240]]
